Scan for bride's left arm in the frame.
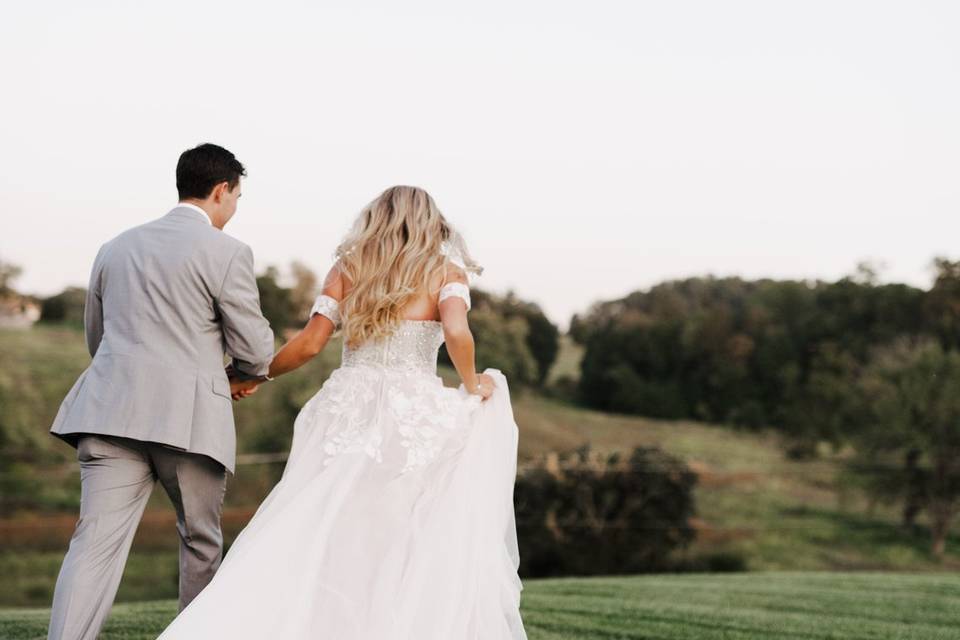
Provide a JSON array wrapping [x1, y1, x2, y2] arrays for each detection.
[[266, 266, 343, 379]]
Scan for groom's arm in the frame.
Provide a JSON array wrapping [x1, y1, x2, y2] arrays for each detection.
[[216, 244, 275, 378], [84, 245, 107, 358]]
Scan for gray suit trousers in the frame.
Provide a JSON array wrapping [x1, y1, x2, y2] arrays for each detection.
[[47, 435, 227, 640]]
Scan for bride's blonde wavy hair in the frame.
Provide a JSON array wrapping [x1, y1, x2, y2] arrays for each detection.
[[335, 186, 481, 347]]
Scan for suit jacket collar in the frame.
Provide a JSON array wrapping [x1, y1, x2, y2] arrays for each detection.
[[167, 204, 213, 226]]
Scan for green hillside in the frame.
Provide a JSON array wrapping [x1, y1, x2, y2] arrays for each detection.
[[1, 326, 958, 610], [510, 393, 960, 572]]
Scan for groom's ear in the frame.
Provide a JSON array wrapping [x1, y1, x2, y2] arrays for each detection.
[[210, 181, 230, 202]]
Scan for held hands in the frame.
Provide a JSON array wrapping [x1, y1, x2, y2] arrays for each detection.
[[467, 373, 495, 401], [230, 378, 261, 401], [225, 363, 262, 401]]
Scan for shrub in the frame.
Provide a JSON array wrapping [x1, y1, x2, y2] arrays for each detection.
[[515, 445, 697, 577]]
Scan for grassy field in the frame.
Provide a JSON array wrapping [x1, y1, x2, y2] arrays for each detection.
[[2, 572, 958, 639], [2, 326, 959, 610]]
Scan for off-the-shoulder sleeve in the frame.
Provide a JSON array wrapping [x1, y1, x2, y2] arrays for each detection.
[[310, 294, 341, 327], [438, 282, 471, 311]]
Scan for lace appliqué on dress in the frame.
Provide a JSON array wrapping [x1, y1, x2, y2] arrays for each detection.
[[309, 369, 384, 466], [311, 294, 341, 327], [388, 377, 466, 473], [438, 282, 471, 311]]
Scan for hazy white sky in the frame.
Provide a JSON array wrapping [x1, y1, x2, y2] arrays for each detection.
[[1, 1, 958, 327]]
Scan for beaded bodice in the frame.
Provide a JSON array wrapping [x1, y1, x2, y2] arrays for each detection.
[[309, 284, 470, 377], [341, 320, 445, 375]]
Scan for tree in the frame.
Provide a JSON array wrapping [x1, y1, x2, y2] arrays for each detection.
[[519, 305, 559, 385], [574, 273, 925, 442], [856, 338, 960, 557], [473, 290, 559, 386], [0, 258, 23, 298], [925, 257, 960, 350], [289, 261, 319, 323], [467, 308, 538, 386], [39, 287, 87, 326], [441, 289, 557, 388], [255, 262, 320, 329], [778, 342, 864, 458], [256, 266, 296, 330]]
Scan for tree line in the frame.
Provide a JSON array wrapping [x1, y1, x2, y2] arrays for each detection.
[[31, 260, 561, 389], [571, 259, 960, 556]]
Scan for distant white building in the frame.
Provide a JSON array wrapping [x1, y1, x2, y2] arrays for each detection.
[[0, 296, 41, 329]]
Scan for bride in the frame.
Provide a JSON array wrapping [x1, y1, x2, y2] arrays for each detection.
[[158, 186, 528, 639]]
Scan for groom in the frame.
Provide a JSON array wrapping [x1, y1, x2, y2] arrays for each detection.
[[47, 143, 275, 640]]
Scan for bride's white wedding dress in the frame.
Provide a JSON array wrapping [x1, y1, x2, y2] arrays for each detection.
[[158, 286, 527, 639]]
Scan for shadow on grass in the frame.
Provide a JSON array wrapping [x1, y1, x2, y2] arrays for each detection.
[[778, 504, 960, 566]]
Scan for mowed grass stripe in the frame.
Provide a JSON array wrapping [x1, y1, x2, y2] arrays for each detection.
[[3, 572, 958, 640], [519, 573, 960, 639], [521, 603, 953, 640], [532, 572, 960, 606]]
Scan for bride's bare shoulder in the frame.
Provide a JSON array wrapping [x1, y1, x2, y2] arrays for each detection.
[[433, 260, 468, 291]]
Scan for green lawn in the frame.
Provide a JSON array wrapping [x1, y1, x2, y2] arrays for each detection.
[[2, 572, 958, 639]]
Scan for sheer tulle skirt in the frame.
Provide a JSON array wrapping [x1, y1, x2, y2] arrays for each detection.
[[159, 368, 526, 639]]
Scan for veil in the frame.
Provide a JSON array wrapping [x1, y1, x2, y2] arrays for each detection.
[[441, 230, 483, 286]]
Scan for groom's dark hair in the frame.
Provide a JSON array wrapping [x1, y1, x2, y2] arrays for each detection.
[[176, 143, 247, 200]]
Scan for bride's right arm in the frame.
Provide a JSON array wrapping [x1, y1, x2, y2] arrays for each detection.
[[265, 266, 343, 380], [439, 266, 494, 400]]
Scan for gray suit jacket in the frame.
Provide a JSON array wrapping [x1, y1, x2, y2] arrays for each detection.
[[50, 207, 275, 472]]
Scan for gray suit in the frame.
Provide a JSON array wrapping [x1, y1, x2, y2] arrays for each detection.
[[47, 206, 274, 640]]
